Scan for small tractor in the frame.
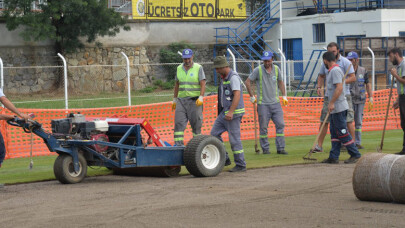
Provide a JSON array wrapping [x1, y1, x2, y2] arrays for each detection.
[[8, 113, 226, 184]]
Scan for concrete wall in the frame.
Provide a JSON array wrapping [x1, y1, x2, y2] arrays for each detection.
[[265, 9, 405, 60], [0, 20, 242, 48]]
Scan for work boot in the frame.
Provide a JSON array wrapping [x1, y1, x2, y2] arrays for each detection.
[[229, 166, 246, 172], [225, 158, 232, 166], [312, 144, 323, 153], [356, 144, 365, 149], [262, 150, 270, 155], [277, 150, 288, 155], [321, 158, 339, 164], [344, 156, 360, 164], [396, 150, 405, 155]]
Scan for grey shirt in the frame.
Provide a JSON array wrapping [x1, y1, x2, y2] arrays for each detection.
[[326, 66, 349, 114], [396, 59, 405, 95], [248, 64, 282, 105], [320, 55, 354, 96], [220, 70, 241, 109]]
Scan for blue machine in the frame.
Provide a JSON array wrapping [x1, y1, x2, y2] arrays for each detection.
[[8, 114, 226, 184]]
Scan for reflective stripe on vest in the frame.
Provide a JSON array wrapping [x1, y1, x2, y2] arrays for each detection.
[[177, 63, 201, 98], [258, 65, 279, 105]]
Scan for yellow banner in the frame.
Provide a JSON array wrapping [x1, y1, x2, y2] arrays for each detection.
[[217, 0, 246, 19], [132, 0, 246, 20], [133, 0, 147, 19]]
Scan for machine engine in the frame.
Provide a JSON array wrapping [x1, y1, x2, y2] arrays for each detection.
[[51, 113, 110, 154]]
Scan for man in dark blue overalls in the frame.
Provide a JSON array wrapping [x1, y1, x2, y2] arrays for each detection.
[[211, 56, 246, 172]]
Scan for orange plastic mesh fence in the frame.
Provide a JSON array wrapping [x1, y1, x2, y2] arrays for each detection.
[[2, 89, 401, 159]]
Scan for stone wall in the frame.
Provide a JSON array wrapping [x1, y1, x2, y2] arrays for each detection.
[[1, 46, 59, 95], [65, 46, 153, 94], [0, 44, 217, 96]]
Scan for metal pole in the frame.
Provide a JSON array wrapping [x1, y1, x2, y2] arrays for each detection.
[[367, 47, 375, 92], [57, 53, 68, 110], [288, 60, 292, 92], [0, 58, 3, 108], [0, 57, 3, 89], [279, 0, 283, 53], [278, 48, 287, 91], [227, 48, 237, 71], [121, 52, 131, 106], [227, 48, 248, 91]]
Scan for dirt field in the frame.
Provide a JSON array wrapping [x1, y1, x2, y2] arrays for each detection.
[[1, 164, 405, 228]]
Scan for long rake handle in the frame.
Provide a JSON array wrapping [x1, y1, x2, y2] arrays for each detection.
[[379, 77, 395, 151], [311, 112, 330, 151], [253, 103, 260, 153]]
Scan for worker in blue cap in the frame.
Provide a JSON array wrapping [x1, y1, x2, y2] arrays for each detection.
[[346, 51, 373, 149], [245, 51, 288, 155], [172, 49, 206, 146]]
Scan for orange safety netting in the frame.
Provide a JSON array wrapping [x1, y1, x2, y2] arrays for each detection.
[[2, 89, 401, 159]]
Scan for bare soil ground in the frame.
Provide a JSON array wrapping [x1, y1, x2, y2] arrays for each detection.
[[1, 164, 405, 228]]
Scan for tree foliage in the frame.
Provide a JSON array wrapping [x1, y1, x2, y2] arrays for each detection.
[[159, 42, 195, 80], [3, 0, 130, 53]]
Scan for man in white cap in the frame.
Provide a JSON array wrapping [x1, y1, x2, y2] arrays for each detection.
[[245, 51, 288, 155], [346, 51, 373, 149], [172, 49, 206, 146]]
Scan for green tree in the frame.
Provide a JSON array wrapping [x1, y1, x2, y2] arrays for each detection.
[[159, 42, 195, 80], [3, 0, 130, 54]]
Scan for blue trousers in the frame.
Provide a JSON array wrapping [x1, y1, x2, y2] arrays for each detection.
[[329, 110, 361, 160], [0, 132, 5, 165], [210, 112, 246, 168]]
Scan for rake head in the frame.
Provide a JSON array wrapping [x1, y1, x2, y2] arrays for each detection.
[[255, 144, 261, 155], [303, 149, 317, 161]]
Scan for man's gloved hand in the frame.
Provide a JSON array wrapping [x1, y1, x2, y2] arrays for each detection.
[[282, 96, 288, 106], [172, 98, 177, 111], [368, 97, 373, 111], [196, 96, 203, 106], [250, 96, 257, 104]]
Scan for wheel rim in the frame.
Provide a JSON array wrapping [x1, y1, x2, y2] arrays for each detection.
[[201, 144, 220, 169], [68, 161, 82, 177]]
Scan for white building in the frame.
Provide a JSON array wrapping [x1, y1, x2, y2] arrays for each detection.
[[262, 0, 405, 80]]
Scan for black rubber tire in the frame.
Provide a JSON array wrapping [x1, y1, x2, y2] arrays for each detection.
[[54, 153, 87, 184], [112, 166, 181, 177], [184, 135, 226, 177]]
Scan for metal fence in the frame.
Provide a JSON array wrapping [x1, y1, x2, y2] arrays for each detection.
[[0, 53, 396, 109]]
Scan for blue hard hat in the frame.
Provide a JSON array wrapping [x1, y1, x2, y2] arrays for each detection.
[[182, 49, 193, 58], [347, 51, 359, 59], [261, 51, 273, 60]]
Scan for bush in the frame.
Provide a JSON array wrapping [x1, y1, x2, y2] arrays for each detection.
[[140, 86, 157, 93], [162, 80, 175, 90], [159, 41, 195, 80]]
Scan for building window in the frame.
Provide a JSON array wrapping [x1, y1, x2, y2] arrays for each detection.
[[313, 23, 325, 43], [399, 32, 405, 37], [0, 1, 4, 9]]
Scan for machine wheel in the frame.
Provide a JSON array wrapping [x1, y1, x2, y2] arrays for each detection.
[[112, 166, 181, 177], [184, 135, 226, 177], [54, 153, 87, 184]]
